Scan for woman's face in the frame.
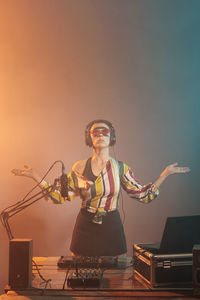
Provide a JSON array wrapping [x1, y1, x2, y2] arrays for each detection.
[[90, 122, 111, 148]]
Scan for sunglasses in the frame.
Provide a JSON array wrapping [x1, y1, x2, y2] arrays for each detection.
[[90, 128, 110, 137]]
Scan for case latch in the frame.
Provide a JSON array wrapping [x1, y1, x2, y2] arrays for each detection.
[[163, 260, 171, 269]]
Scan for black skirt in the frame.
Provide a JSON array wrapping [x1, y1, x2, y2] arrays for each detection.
[[70, 209, 127, 256]]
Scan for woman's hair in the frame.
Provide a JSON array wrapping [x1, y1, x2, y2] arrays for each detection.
[[85, 119, 116, 147]]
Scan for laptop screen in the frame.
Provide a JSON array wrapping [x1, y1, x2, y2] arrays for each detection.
[[159, 215, 200, 254]]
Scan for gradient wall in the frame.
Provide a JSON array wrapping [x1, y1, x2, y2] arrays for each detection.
[[0, 0, 199, 292]]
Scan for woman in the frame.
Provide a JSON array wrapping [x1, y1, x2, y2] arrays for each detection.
[[12, 119, 190, 257]]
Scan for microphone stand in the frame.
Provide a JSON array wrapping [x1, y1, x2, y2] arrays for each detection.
[[0, 178, 59, 240]]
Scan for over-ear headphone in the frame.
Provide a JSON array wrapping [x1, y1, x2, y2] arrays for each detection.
[[85, 119, 116, 147]]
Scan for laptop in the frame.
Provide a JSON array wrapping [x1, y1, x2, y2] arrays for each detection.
[[138, 215, 200, 254]]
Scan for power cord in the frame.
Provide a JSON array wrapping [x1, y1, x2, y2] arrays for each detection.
[[32, 259, 52, 288]]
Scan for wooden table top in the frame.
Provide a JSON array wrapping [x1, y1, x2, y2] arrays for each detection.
[[3, 256, 197, 299]]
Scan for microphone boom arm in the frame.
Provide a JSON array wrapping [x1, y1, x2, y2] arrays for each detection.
[[0, 178, 59, 240]]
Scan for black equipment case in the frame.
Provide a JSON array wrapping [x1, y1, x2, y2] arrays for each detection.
[[133, 243, 192, 287], [132, 215, 200, 287]]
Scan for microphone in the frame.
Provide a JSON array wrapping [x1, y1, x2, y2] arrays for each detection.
[[60, 162, 68, 198]]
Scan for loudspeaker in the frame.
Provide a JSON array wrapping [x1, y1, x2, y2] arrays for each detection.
[[193, 244, 200, 296], [9, 239, 33, 289]]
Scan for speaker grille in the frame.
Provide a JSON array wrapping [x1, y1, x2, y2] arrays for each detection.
[[193, 244, 200, 296], [9, 239, 33, 289]]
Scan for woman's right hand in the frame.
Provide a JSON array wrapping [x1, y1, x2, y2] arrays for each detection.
[[11, 165, 42, 183]]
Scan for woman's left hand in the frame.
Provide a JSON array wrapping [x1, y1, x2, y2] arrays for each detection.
[[162, 163, 190, 177], [154, 163, 190, 188]]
